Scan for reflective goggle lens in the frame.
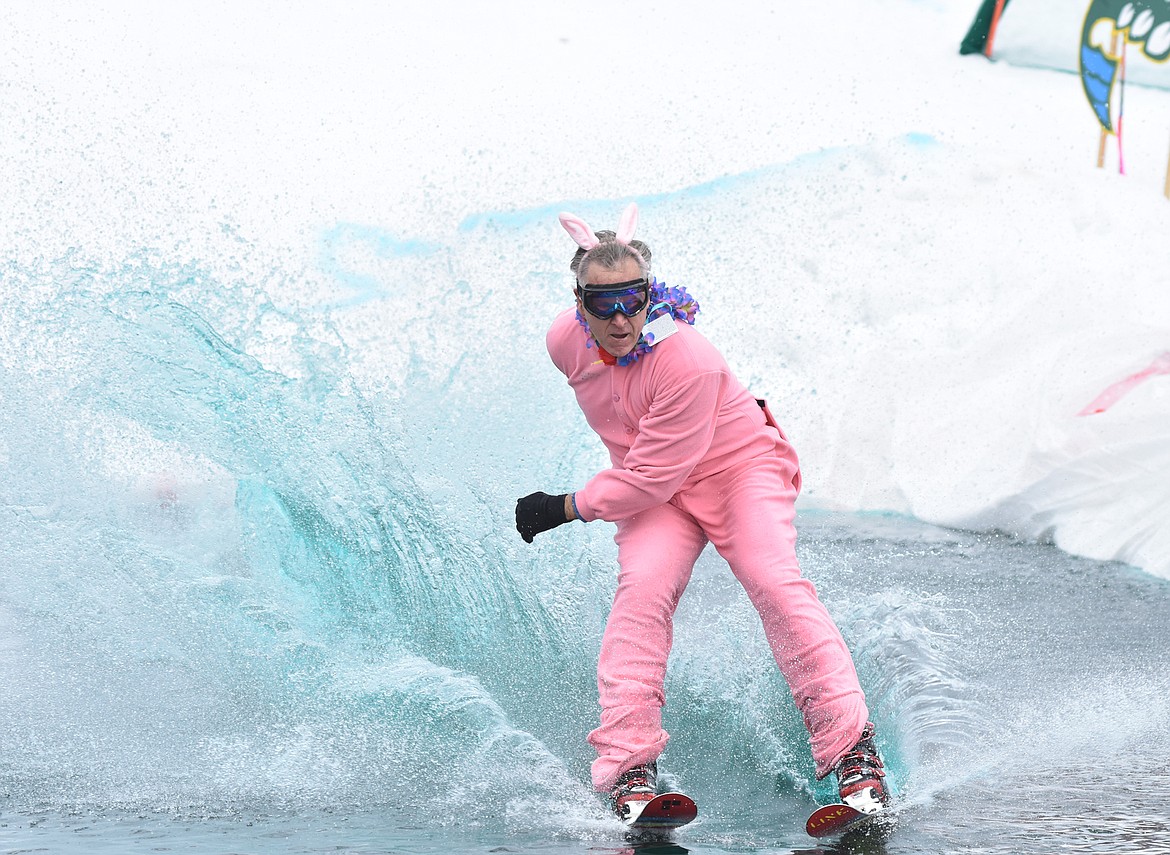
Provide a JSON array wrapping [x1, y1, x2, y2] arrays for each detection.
[[579, 279, 650, 319]]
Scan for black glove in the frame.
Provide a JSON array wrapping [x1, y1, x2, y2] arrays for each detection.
[[515, 491, 570, 543]]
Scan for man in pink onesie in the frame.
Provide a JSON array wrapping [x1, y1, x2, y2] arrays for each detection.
[[515, 203, 890, 825]]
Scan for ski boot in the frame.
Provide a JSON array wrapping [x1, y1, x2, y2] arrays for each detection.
[[610, 761, 658, 824], [836, 722, 890, 814]]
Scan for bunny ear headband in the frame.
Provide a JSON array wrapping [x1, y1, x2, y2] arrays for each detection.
[[558, 202, 639, 251]]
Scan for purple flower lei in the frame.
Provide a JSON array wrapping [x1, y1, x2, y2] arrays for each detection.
[[574, 277, 701, 367]]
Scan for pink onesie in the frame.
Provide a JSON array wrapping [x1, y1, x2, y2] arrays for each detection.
[[546, 307, 870, 791]]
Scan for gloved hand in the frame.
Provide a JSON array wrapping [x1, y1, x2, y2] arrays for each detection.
[[515, 491, 570, 543]]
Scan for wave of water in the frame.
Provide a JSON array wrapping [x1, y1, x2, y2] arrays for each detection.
[[0, 263, 595, 825]]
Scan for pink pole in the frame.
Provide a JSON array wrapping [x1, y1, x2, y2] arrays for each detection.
[[985, 0, 1008, 58]]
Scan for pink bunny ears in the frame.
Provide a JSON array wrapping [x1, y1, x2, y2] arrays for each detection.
[[558, 202, 639, 251]]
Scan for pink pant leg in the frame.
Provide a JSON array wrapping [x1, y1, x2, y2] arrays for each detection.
[[677, 455, 869, 779], [588, 501, 707, 792]]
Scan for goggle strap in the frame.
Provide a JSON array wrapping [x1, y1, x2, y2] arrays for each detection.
[[578, 278, 648, 293]]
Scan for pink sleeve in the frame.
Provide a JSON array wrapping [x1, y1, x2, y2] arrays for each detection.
[[545, 308, 576, 378], [573, 366, 727, 522]]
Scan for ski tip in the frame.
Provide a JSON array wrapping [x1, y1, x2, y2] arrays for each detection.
[[805, 801, 898, 839], [625, 792, 697, 831], [804, 802, 870, 838]]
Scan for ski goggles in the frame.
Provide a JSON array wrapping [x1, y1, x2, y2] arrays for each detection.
[[577, 278, 651, 319]]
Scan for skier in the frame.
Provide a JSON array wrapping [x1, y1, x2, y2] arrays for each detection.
[[515, 203, 889, 824]]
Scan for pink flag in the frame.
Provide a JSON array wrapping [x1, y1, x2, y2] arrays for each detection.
[[1078, 351, 1170, 415]]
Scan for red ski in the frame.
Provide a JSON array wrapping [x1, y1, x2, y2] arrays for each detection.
[[805, 802, 881, 838], [626, 792, 698, 832]]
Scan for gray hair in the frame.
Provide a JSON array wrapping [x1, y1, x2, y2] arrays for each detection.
[[570, 230, 652, 286]]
